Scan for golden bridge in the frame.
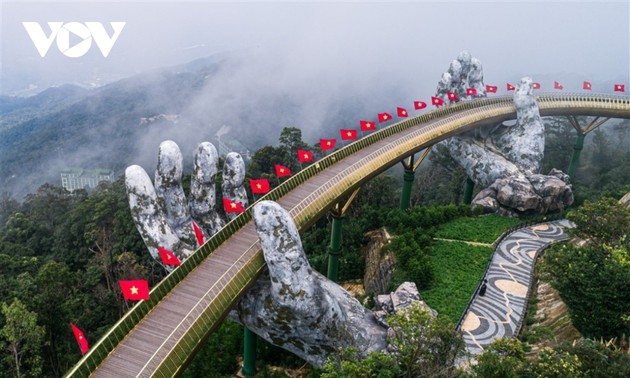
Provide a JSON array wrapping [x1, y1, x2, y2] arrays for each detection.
[[65, 93, 630, 377]]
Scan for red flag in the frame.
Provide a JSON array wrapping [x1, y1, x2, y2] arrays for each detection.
[[466, 88, 477, 96], [359, 120, 376, 131], [486, 85, 498, 93], [249, 178, 270, 194], [554, 81, 564, 90], [274, 164, 291, 177], [158, 246, 181, 266], [507, 83, 515, 91], [614, 84, 625, 92], [223, 197, 245, 213], [431, 96, 444, 106], [378, 112, 392, 123], [192, 221, 204, 245], [340, 129, 358, 140], [320, 139, 336, 151], [70, 323, 89, 355], [297, 149, 313, 163], [533, 82, 541, 89], [447, 92, 459, 101], [583, 81, 592, 90], [396, 107, 408, 118], [413, 101, 427, 110], [119, 279, 150, 301]]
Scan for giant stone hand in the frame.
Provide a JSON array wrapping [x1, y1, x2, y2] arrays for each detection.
[[125, 140, 415, 367], [434, 51, 573, 214]]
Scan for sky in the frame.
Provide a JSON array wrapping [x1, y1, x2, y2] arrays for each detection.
[[1, 0, 629, 95], [0, 0, 629, 198]]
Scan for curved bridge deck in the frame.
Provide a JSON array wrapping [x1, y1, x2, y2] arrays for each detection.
[[65, 93, 630, 377]]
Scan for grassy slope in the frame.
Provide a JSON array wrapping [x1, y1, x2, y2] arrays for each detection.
[[422, 215, 525, 322]]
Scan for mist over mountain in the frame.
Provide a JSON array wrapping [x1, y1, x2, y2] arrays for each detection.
[[0, 53, 407, 199]]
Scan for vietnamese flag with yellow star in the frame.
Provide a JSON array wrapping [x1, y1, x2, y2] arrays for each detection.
[[192, 221, 205, 245], [250, 178, 270, 194], [223, 197, 245, 213], [158, 246, 181, 266], [533, 82, 541, 90], [70, 323, 89, 355], [396, 107, 408, 118], [297, 149, 313, 163], [614, 84, 625, 92], [486, 85, 498, 93], [447, 92, 459, 101], [414, 101, 427, 110], [340, 129, 357, 140], [431, 96, 444, 106], [320, 139, 336, 151], [119, 279, 150, 301], [378, 112, 392, 123], [507, 83, 515, 91], [274, 164, 292, 177], [359, 120, 375, 132]]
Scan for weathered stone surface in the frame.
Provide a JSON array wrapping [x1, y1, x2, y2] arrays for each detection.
[[495, 176, 541, 212], [362, 228, 395, 295], [435, 52, 573, 215], [373, 282, 437, 327], [472, 170, 574, 214], [190, 142, 224, 236], [221, 152, 248, 221], [230, 201, 432, 368]]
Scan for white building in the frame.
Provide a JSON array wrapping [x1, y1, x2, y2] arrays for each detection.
[[60, 168, 114, 192]]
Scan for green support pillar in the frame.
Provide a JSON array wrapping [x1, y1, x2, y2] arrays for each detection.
[[241, 327, 256, 377], [463, 178, 475, 205], [400, 170, 415, 210], [567, 133, 585, 182], [327, 213, 343, 282]]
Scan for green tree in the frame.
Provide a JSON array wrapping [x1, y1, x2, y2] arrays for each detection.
[[473, 338, 527, 378], [322, 303, 465, 378], [0, 299, 45, 378], [541, 198, 630, 338]]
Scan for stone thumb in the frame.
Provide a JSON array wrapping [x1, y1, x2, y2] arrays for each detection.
[[252, 201, 317, 303]]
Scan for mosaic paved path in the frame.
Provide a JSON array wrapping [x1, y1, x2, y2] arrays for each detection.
[[459, 220, 572, 355]]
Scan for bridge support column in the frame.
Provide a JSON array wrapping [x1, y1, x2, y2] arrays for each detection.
[[567, 133, 585, 181], [241, 327, 256, 377], [400, 170, 415, 210], [327, 212, 343, 282], [565, 116, 610, 183], [463, 178, 475, 205], [399, 146, 433, 210], [326, 187, 361, 282]]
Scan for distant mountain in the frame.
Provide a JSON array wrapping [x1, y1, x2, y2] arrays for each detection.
[[0, 54, 406, 199], [0, 58, 221, 198]]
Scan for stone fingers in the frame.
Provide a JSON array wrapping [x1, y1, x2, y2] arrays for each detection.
[[154, 140, 196, 246], [125, 165, 193, 265], [222, 152, 248, 221], [189, 142, 224, 236]]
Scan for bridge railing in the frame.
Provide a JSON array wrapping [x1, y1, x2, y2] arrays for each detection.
[[66, 93, 630, 376]]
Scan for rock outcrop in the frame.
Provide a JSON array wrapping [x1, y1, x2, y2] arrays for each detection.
[[362, 228, 395, 295], [435, 52, 573, 214]]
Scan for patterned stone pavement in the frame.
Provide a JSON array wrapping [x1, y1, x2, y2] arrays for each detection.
[[459, 220, 572, 356]]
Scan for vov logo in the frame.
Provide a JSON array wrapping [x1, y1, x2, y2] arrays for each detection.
[[22, 22, 126, 58]]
